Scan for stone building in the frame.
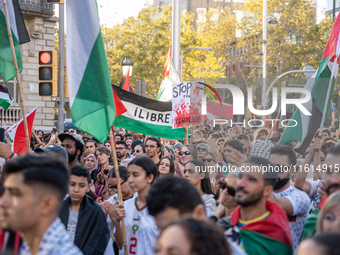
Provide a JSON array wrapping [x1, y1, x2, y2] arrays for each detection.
[[1, 0, 57, 131]]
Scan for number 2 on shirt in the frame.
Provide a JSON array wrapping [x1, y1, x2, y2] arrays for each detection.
[[129, 237, 137, 254]]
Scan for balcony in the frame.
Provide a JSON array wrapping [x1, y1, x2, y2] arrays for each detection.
[[18, 0, 54, 17], [0, 107, 21, 126]]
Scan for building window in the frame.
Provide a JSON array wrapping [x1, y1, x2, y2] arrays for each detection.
[[196, 8, 206, 22]]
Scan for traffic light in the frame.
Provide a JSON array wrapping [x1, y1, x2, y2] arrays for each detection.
[[46, 0, 64, 4], [38, 50, 57, 96]]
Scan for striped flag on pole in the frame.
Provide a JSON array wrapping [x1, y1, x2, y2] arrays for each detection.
[[66, 0, 115, 143], [279, 14, 340, 154], [0, 0, 29, 83]]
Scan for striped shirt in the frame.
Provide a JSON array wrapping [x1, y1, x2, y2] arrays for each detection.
[[201, 193, 216, 217]]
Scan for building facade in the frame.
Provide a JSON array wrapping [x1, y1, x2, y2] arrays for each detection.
[[153, 0, 238, 29], [2, 0, 57, 131]]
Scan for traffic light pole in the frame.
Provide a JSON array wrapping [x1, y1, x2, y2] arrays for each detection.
[[58, 3, 65, 133]]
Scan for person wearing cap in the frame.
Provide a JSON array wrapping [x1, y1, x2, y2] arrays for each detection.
[[34, 144, 69, 164], [270, 133, 281, 145], [58, 133, 85, 168]]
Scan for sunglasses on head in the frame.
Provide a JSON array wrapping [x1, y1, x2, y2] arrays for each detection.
[[108, 179, 127, 190], [179, 151, 191, 156], [197, 147, 207, 152], [202, 158, 215, 163], [218, 179, 236, 196], [132, 149, 141, 154]]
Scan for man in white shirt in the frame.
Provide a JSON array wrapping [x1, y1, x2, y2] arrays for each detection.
[[269, 145, 310, 253]]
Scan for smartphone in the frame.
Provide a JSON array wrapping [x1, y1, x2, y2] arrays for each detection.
[[0, 128, 5, 142]]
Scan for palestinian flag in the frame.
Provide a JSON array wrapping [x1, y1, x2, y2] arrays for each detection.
[[279, 14, 340, 154], [5, 107, 36, 154], [0, 83, 13, 110], [112, 85, 185, 140], [66, 0, 115, 143], [230, 200, 293, 255], [157, 47, 180, 101], [301, 195, 327, 241], [0, 0, 30, 83]]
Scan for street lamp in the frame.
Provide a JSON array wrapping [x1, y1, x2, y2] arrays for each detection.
[[121, 56, 134, 76], [268, 19, 278, 25], [180, 47, 213, 82]]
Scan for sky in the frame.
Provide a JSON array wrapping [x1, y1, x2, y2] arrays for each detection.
[[97, 0, 150, 27], [56, 0, 150, 27]]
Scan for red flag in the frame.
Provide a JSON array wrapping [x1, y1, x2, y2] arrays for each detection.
[[112, 89, 127, 118], [119, 68, 130, 91], [5, 108, 36, 154]]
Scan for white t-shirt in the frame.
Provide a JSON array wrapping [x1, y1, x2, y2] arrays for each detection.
[[120, 196, 159, 255], [201, 193, 216, 217], [274, 186, 310, 252]]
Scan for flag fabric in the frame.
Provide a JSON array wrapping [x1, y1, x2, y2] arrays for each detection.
[[0, 0, 29, 83], [119, 68, 130, 91], [157, 47, 180, 101], [66, 0, 115, 143], [112, 85, 186, 140], [230, 201, 293, 255], [279, 14, 340, 154], [0, 83, 13, 110], [301, 196, 327, 241], [5, 107, 36, 154]]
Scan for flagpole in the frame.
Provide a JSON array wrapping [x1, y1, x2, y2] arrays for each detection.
[[318, 55, 339, 136], [2, 0, 30, 152], [109, 128, 128, 255]]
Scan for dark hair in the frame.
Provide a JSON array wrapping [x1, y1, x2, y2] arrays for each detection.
[[245, 157, 278, 188], [108, 166, 129, 182], [95, 146, 113, 163], [322, 129, 331, 136], [163, 218, 231, 255], [132, 143, 145, 153], [2, 155, 69, 202], [114, 134, 124, 141], [270, 145, 297, 166], [125, 136, 133, 141], [116, 141, 128, 149], [85, 139, 98, 148], [183, 144, 198, 160], [188, 160, 214, 195], [128, 156, 158, 183], [310, 233, 340, 255], [158, 156, 175, 175], [322, 142, 335, 151], [327, 145, 340, 156], [224, 139, 243, 153], [36, 130, 44, 136], [145, 137, 161, 149], [70, 165, 90, 184], [132, 139, 144, 149], [147, 175, 203, 216], [76, 140, 84, 158]]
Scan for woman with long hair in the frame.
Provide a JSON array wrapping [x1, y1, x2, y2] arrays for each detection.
[[157, 156, 175, 177], [114, 156, 159, 254], [184, 159, 216, 216]]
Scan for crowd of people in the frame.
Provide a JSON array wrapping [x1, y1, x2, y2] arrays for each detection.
[[0, 123, 339, 255]]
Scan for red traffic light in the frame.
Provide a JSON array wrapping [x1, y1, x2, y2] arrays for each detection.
[[40, 52, 51, 64], [39, 51, 54, 65]]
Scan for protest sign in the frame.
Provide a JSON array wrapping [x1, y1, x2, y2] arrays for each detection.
[[172, 81, 204, 128]]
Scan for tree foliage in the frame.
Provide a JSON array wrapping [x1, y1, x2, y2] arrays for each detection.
[[102, 0, 333, 99]]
